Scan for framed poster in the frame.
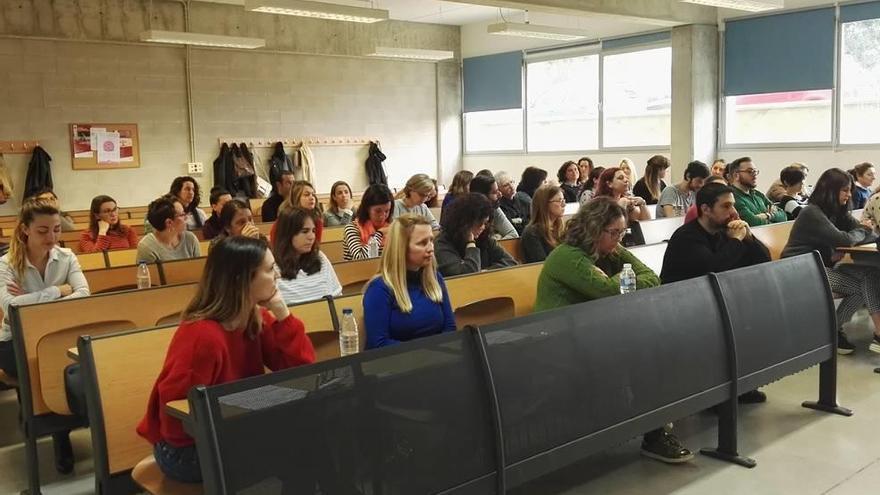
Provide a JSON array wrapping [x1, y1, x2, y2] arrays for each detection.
[[70, 123, 140, 170]]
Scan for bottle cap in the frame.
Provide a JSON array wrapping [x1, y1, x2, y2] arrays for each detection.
[[342, 308, 353, 315], [623, 263, 632, 269]]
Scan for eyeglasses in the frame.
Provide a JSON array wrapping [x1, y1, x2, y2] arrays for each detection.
[[603, 228, 627, 239], [739, 169, 760, 176]]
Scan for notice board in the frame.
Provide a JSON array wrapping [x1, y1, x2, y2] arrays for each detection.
[[69, 123, 141, 170]]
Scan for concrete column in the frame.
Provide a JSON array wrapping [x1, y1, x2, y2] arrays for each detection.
[[671, 24, 718, 172], [436, 61, 463, 187]]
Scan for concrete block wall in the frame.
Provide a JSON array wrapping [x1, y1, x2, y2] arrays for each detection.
[[0, 0, 462, 213]]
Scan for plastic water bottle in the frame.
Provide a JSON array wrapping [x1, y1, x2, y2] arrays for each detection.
[[136, 261, 151, 289], [619, 263, 636, 294], [367, 236, 379, 259], [339, 309, 359, 356]]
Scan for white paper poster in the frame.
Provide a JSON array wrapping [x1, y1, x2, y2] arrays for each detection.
[[97, 131, 120, 163], [89, 127, 105, 152]]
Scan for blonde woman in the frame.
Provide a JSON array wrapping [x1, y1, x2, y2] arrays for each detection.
[[619, 158, 639, 193], [521, 185, 565, 263], [0, 197, 90, 474], [392, 173, 439, 229], [362, 214, 456, 349]]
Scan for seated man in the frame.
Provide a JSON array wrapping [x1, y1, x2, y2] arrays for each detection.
[[660, 182, 771, 403], [728, 157, 787, 227], [137, 195, 201, 263]]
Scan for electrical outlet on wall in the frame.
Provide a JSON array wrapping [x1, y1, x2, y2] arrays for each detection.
[[187, 162, 204, 175]]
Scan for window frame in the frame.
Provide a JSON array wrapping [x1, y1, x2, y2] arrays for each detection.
[[462, 38, 673, 156], [720, 4, 880, 150]]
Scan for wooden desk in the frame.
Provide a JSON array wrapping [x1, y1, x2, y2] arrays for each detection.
[[67, 347, 79, 361], [837, 243, 877, 254], [166, 400, 190, 421]]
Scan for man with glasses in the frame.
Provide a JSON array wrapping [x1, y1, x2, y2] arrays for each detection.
[[495, 171, 528, 235], [729, 157, 787, 227]]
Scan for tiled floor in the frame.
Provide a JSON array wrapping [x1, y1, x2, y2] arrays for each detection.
[[1, 315, 879, 494]]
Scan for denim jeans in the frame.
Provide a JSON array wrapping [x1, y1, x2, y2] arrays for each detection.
[[153, 440, 202, 483]]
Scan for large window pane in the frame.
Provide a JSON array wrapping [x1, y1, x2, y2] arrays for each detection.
[[526, 54, 599, 152], [464, 109, 523, 152], [840, 18, 880, 144], [602, 47, 671, 148], [724, 89, 833, 144]]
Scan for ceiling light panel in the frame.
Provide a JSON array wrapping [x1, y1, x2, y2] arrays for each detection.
[[139, 30, 266, 48], [366, 47, 455, 62], [245, 0, 389, 23], [680, 0, 783, 12], [488, 22, 591, 42]]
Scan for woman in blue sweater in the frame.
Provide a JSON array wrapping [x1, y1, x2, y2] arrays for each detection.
[[363, 214, 456, 349]]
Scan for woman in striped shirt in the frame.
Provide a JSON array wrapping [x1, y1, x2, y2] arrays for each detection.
[[274, 207, 342, 304], [343, 184, 394, 261]]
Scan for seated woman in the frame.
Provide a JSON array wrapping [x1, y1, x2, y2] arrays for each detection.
[[521, 185, 565, 263], [579, 166, 605, 204], [271, 180, 323, 244], [209, 199, 265, 248], [0, 197, 90, 474], [435, 193, 517, 276], [323, 181, 354, 227], [137, 236, 315, 483], [782, 168, 880, 355], [143, 176, 208, 234], [78, 194, 139, 252], [558, 161, 581, 203], [32, 189, 77, 232], [632, 155, 670, 206], [137, 195, 201, 263], [440, 170, 474, 219], [363, 214, 456, 349], [343, 184, 394, 261], [392, 173, 439, 230], [594, 167, 650, 222], [469, 174, 518, 240], [534, 197, 693, 465], [515, 166, 548, 219], [777, 165, 809, 220], [202, 187, 232, 240], [274, 207, 342, 304]]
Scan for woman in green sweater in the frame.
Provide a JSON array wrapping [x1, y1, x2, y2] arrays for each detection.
[[534, 197, 693, 465]]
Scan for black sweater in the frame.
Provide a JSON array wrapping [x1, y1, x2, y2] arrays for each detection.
[[660, 219, 770, 284]]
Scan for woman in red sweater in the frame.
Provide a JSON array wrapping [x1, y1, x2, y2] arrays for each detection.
[[137, 236, 316, 483], [78, 195, 139, 252]]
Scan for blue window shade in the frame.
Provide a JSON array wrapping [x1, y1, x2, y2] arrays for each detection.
[[724, 8, 835, 96], [603, 31, 671, 51], [463, 51, 522, 113], [841, 1, 880, 22]]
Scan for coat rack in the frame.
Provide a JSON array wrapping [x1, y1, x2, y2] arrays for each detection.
[[0, 140, 41, 154], [217, 136, 378, 148]]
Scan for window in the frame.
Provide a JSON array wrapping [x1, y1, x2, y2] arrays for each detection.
[[840, 18, 880, 144], [602, 46, 672, 148], [724, 89, 833, 144], [464, 109, 523, 153], [526, 54, 599, 152]]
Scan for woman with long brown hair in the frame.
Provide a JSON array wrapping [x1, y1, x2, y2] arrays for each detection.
[[632, 155, 670, 205], [78, 194, 139, 252], [521, 185, 565, 263], [323, 180, 354, 227], [138, 236, 315, 483], [274, 207, 341, 304], [594, 167, 650, 222], [271, 180, 323, 243]]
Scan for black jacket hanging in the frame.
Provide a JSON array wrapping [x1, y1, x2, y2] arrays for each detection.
[[268, 142, 294, 187], [365, 141, 387, 186], [213, 143, 231, 190], [25, 146, 53, 198]]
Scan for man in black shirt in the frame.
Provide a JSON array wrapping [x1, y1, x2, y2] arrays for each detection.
[[495, 171, 529, 235], [660, 183, 770, 403], [661, 183, 770, 284], [261, 170, 295, 222]]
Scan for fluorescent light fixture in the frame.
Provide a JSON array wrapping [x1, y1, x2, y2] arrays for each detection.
[[366, 47, 454, 62], [680, 0, 783, 12], [140, 30, 266, 49], [245, 0, 389, 23], [488, 22, 591, 42]]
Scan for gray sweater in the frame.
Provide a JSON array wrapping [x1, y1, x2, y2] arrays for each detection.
[[781, 205, 875, 267], [434, 230, 517, 277]]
